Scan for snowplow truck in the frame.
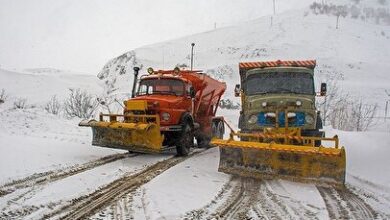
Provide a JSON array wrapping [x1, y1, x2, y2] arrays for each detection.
[[80, 67, 226, 156], [212, 60, 346, 185]]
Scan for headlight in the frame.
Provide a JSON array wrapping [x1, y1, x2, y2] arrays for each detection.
[[305, 114, 314, 124], [161, 112, 170, 121], [287, 112, 296, 118], [262, 102, 267, 107], [296, 100, 302, 106], [265, 112, 276, 117], [147, 67, 154, 74], [248, 115, 258, 124]]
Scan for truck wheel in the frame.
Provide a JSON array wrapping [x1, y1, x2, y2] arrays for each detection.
[[302, 130, 324, 147], [315, 131, 325, 147], [316, 113, 323, 129], [196, 135, 211, 148], [314, 113, 324, 147], [176, 123, 194, 156], [212, 120, 224, 139]]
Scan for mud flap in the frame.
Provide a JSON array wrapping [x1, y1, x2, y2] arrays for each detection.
[[80, 120, 164, 153], [213, 139, 346, 186]]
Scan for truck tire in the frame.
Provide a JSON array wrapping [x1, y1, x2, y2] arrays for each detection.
[[196, 135, 210, 148], [197, 119, 224, 148], [212, 120, 224, 139], [315, 131, 325, 147], [316, 113, 323, 129], [176, 123, 194, 156], [302, 130, 324, 147], [313, 113, 324, 147]]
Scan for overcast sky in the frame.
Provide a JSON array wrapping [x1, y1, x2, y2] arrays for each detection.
[[0, 0, 312, 74]]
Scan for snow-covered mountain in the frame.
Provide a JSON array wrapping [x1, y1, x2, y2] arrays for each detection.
[[98, 0, 390, 113], [0, 68, 101, 106]]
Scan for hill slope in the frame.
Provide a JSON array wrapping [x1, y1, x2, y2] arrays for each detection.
[[98, 3, 390, 113], [0, 68, 101, 106]]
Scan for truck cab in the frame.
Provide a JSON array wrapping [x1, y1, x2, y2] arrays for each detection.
[[237, 60, 325, 144], [131, 74, 194, 129]]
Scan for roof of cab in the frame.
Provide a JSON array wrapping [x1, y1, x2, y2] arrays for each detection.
[[239, 60, 316, 70]]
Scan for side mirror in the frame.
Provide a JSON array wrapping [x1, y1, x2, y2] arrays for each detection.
[[189, 87, 196, 98], [320, 83, 327, 96], [234, 84, 241, 97]]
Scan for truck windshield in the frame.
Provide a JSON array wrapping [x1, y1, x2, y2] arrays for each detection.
[[246, 72, 314, 95], [137, 78, 185, 96]]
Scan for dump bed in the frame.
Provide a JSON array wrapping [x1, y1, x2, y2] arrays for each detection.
[[185, 72, 226, 118]]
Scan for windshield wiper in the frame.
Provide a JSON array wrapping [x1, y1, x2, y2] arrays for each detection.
[[153, 91, 178, 96], [275, 88, 296, 93], [254, 92, 268, 95]]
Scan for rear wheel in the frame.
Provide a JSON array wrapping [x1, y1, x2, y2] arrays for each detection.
[[176, 123, 194, 156], [212, 120, 224, 139]]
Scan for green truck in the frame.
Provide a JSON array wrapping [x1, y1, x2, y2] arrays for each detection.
[[212, 60, 346, 185], [236, 60, 326, 145]]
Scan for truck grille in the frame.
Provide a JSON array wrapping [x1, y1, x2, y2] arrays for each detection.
[[258, 112, 305, 127]]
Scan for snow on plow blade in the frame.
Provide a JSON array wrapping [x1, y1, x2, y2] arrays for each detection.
[[213, 139, 346, 186], [79, 119, 164, 153]]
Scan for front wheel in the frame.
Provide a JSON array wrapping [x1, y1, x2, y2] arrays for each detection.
[[176, 123, 194, 156], [302, 130, 324, 147], [196, 135, 211, 148], [315, 131, 325, 147]]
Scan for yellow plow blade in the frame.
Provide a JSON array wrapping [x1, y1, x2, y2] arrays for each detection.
[[212, 139, 346, 186], [80, 120, 164, 153]]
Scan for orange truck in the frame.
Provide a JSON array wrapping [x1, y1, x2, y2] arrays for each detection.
[[80, 67, 226, 156]]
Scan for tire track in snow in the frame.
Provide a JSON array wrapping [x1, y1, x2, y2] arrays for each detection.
[[42, 150, 206, 220], [317, 185, 378, 220], [317, 186, 349, 219], [183, 177, 235, 219], [0, 153, 136, 219], [337, 187, 378, 219], [347, 176, 390, 219], [253, 180, 321, 220], [186, 177, 318, 220], [0, 153, 134, 197], [210, 177, 261, 220], [349, 175, 390, 203], [252, 181, 298, 220]]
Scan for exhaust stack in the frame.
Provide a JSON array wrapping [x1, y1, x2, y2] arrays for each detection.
[[131, 67, 140, 98]]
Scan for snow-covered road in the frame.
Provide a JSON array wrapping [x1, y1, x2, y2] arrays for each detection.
[[0, 105, 388, 220], [0, 107, 389, 219], [2, 144, 387, 219]]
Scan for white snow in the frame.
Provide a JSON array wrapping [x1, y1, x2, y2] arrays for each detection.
[[21, 154, 171, 220], [132, 147, 229, 219], [328, 128, 390, 187], [0, 68, 101, 105]]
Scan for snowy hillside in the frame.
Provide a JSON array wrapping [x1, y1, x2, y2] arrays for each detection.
[[98, 1, 390, 127], [0, 68, 101, 106]]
